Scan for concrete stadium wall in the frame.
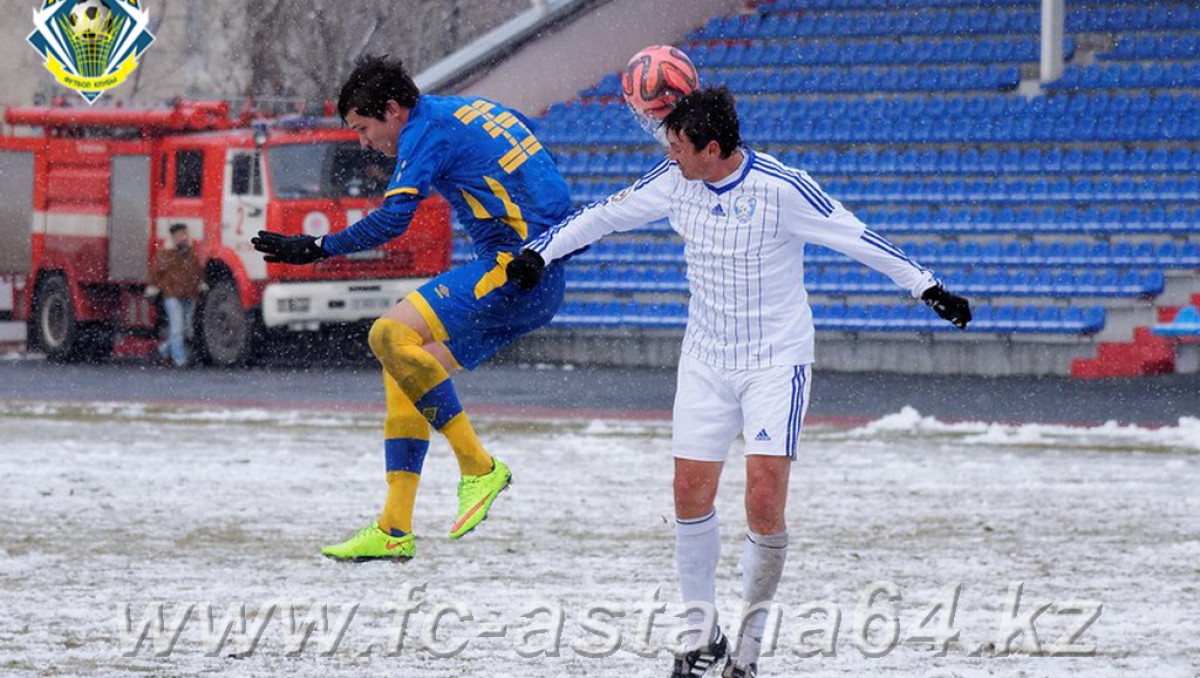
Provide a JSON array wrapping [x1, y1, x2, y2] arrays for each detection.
[[498, 328, 1107, 377]]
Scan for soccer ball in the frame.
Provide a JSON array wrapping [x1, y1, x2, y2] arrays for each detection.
[[68, 0, 113, 39], [621, 45, 700, 123]]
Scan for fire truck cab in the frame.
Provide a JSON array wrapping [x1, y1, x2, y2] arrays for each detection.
[[0, 100, 450, 365]]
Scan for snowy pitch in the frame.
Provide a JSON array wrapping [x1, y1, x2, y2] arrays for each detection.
[[1, 400, 1197, 677]]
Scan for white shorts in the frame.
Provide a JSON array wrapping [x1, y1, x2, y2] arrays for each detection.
[[672, 353, 813, 462]]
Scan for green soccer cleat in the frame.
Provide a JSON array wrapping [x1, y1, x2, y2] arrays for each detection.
[[449, 458, 512, 539], [320, 522, 414, 562]]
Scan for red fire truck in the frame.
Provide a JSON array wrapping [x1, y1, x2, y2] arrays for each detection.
[[0, 100, 450, 365]]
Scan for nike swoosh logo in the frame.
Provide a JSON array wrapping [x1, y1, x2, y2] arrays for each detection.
[[385, 541, 408, 550], [451, 498, 489, 532]]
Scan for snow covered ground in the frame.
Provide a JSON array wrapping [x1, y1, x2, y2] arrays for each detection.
[[0, 400, 1197, 677]]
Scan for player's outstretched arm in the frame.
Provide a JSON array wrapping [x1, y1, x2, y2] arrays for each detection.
[[251, 231, 329, 265], [506, 249, 545, 291], [921, 284, 972, 329]]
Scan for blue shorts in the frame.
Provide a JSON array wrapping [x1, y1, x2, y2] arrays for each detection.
[[407, 252, 565, 370]]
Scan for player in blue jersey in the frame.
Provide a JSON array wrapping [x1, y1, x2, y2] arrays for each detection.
[[252, 55, 573, 562]]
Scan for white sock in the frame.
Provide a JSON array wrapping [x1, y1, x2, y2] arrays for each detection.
[[675, 509, 720, 644], [735, 529, 788, 665]]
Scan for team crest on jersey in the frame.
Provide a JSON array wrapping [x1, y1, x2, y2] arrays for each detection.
[[608, 186, 633, 203], [733, 195, 758, 223], [27, 0, 155, 104]]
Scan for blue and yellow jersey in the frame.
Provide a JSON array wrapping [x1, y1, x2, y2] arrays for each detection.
[[322, 94, 573, 259]]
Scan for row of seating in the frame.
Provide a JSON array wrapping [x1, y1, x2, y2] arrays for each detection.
[[451, 201, 1197, 242], [693, 5, 1200, 41], [855, 205, 1200, 235], [823, 175, 1200, 203], [763, 0, 1130, 11], [554, 90, 1200, 124], [857, 174, 1195, 200], [566, 175, 1200, 205], [1046, 60, 1200, 89], [589, 207, 1200, 237], [790, 146, 1200, 175], [696, 10, 1041, 39], [565, 263, 1165, 298], [555, 146, 1200, 179], [681, 35, 1073, 68], [558, 238, 1200, 268], [1100, 32, 1200, 60], [551, 300, 1107, 334], [539, 112, 1196, 146], [719, 64, 1021, 93], [741, 114, 1193, 143], [583, 64, 1020, 97], [810, 303, 1106, 334], [821, 239, 1200, 268]]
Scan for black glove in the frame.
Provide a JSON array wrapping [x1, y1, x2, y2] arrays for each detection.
[[506, 249, 545, 291], [251, 231, 328, 264], [922, 284, 972, 329]]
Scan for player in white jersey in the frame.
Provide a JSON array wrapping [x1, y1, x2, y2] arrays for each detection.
[[507, 88, 971, 678]]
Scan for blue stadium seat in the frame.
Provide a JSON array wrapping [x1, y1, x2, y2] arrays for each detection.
[[1156, 241, 1178, 265], [990, 306, 1018, 332], [1146, 147, 1170, 171], [1133, 241, 1158, 265]]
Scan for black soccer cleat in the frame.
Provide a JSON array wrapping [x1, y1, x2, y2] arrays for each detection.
[[670, 627, 727, 678], [721, 659, 757, 678]]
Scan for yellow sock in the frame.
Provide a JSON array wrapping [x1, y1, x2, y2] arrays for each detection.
[[378, 369, 429, 537], [441, 412, 492, 477], [369, 318, 493, 478], [380, 471, 420, 536]]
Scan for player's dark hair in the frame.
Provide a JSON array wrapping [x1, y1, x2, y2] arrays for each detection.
[[337, 54, 420, 121], [662, 86, 741, 158]]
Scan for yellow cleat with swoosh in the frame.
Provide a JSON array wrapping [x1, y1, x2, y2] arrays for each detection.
[[449, 458, 511, 539], [321, 522, 414, 562]]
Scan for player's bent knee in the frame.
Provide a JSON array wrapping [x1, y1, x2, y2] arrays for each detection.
[[367, 318, 390, 360], [368, 318, 424, 363]]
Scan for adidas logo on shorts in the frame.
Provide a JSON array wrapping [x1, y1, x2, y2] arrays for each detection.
[[755, 429, 771, 441]]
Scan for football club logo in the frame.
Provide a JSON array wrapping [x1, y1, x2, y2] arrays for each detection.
[[27, 0, 155, 104], [608, 186, 633, 203], [733, 195, 757, 223]]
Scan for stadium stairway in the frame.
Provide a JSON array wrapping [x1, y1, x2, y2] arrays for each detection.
[[1073, 292, 1200, 377], [502, 0, 1200, 376]]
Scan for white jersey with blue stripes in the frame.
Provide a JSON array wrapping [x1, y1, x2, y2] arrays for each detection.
[[527, 149, 937, 370]]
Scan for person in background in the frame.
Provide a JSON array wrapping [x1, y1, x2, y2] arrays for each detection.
[[146, 222, 205, 368]]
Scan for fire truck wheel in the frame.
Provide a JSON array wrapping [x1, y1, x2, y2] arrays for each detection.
[[197, 278, 258, 367], [32, 274, 75, 360], [31, 274, 114, 363]]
